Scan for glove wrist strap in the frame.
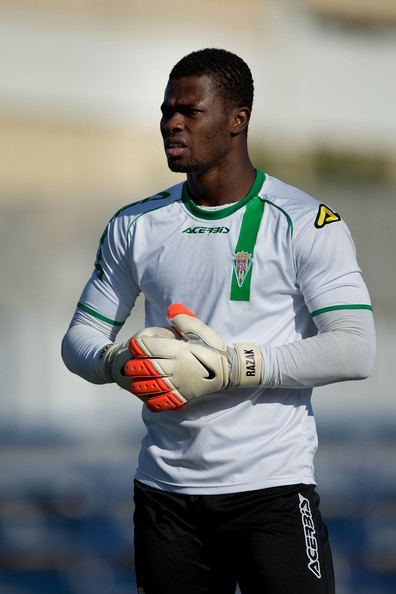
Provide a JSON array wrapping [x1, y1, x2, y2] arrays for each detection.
[[96, 343, 119, 383], [230, 342, 262, 387]]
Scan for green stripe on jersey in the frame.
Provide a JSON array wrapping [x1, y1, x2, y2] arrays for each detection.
[[77, 302, 123, 326], [263, 199, 294, 237], [230, 196, 265, 301], [182, 169, 265, 220], [310, 304, 373, 317]]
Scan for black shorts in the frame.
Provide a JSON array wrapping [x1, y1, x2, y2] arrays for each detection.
[[133, 480, 335, 594]]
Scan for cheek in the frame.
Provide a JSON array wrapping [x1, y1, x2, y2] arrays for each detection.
[[205, 126, 230, 153]]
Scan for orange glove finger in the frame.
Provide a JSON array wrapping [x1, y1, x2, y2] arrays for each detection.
[[128, 375, 187, 412], [167, 303, 196, 320], [124, 358, 163, 378], [129, 337, 148, 357], [128, 377, 187, 413], [130, 377, 171, 396], [146, 393, 187, 413]]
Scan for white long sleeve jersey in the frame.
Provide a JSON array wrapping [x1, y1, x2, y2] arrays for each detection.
[[63, 169, 375, 494]]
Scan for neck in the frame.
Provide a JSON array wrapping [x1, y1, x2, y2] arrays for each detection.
[[186, 153, 256, 207]]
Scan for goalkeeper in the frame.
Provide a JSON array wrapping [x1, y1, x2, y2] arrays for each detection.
[[62, 48, 375, 594]]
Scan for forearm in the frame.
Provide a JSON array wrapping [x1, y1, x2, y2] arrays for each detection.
[[262, 309, 376, 389], [61, 309, 117, 384]]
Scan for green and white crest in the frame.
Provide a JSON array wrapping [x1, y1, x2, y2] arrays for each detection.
[[233, 251, 253, 288]]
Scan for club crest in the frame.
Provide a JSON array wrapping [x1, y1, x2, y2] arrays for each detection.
[[233, 251, 253, 288]]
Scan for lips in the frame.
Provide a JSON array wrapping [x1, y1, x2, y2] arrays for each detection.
[[164, 139, 187, 158]]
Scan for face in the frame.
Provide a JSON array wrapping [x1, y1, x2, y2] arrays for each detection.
[[160, 75, 235, 174]]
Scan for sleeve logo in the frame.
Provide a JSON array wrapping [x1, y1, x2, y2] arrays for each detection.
[[314, 204, 341, 228]]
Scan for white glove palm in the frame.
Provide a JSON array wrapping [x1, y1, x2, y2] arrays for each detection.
[[123, 304, 262, 412]]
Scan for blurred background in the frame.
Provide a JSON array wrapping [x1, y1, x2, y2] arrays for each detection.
[[0, 0, 395, 592]]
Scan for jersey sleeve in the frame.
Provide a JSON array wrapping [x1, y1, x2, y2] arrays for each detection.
[[76, 212, 140, 329], [293, 209, 372, 318]]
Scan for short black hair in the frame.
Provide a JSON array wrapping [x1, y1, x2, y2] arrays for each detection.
[[169, 48, 254, 110]]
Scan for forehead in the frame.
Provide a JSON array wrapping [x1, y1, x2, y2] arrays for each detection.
[[163, 74, 219, 106]]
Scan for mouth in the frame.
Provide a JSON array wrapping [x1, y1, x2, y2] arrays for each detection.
[[164, 140, 187, 158]]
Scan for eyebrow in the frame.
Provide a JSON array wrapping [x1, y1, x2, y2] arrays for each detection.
[[161, 102, 200, 111]]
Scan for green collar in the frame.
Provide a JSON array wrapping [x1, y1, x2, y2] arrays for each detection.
[[182, 169, 265, 220]]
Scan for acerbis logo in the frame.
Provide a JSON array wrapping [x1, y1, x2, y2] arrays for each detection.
[[183, 226, 230, 234], [298, 493, 322, 579]]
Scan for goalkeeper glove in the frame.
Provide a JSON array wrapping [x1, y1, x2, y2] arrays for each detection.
[[124, 303, 262, 412], [95, 326, 176, 391]]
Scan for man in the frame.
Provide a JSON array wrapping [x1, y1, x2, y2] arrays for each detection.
[[62, 49, 376, 593]]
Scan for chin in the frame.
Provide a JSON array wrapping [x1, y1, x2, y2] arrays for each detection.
[[167, 158, 210, 174], [168, 161, 190, 173]]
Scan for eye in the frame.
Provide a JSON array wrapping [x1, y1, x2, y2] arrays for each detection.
[[180, 106, 201, 117], [160, 106, 172, 119]]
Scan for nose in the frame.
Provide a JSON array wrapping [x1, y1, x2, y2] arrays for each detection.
[[161, 111, 185, 135]]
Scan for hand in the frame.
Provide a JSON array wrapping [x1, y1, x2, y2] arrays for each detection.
[[124, 304, 262, 412], [95, 327, 176, 392]]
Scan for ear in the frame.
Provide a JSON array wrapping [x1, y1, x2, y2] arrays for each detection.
[[230, 107, 251, 136]]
